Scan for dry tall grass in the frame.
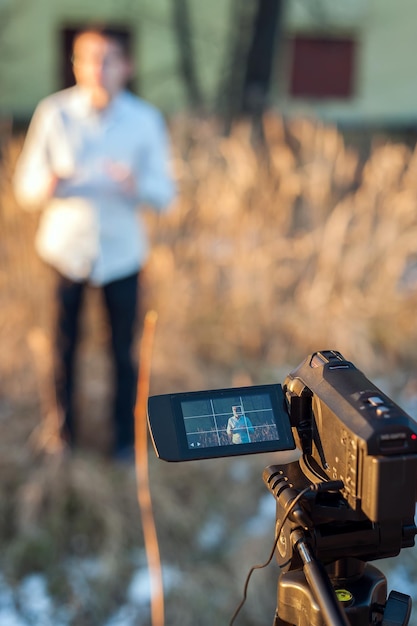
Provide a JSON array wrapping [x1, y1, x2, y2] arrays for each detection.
[[1, 114, 417, 625], [145, 114, 417, 391]]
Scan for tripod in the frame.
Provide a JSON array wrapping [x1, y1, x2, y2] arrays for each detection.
[[264, 461, 416, 626]]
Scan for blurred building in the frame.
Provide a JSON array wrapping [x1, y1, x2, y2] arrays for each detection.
[[1, 0, 417, 129], [275, 0, 417, 129]]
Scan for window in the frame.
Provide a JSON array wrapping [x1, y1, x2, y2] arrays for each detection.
[[289, 35, 356, 99]]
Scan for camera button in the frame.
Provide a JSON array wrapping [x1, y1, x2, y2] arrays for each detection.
[[376, 406, 390, 417], [367, 396, 385, 406]]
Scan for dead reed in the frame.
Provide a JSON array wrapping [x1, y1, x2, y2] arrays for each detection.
[[144, 114, 417, 393]]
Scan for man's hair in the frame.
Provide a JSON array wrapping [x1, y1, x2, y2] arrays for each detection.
[[73, 25, 131, 58]]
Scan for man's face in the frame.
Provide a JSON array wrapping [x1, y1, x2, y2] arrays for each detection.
[[72, 32, 132, 99]]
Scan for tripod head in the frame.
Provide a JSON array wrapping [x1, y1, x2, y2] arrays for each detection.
[[263, 459, 416, 625]]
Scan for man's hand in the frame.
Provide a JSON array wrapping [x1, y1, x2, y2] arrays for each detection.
[[47, 174, 60, 198], [104, 160, 137, 197]]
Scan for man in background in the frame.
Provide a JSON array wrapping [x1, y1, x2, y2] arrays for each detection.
[[226, 405, 255, 444], [14, 26, 176, 458]]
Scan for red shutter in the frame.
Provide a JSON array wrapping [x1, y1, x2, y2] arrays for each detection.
[[290, 36, 355, 99]]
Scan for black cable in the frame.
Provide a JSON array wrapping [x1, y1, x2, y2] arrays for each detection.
[[228, 485, 312, 626], [228, 477, 344, 625]]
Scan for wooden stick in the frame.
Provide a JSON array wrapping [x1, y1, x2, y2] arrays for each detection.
[[134, 310, 164, 626]]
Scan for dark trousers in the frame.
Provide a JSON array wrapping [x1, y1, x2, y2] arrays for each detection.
[[54, 271, 139, 452]]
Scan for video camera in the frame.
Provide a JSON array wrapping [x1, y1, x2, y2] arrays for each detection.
[[148, 351, 417, 625]]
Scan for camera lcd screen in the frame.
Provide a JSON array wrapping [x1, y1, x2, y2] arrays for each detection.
[[148, 384, 295, 461], [182, 392, 282, 450]]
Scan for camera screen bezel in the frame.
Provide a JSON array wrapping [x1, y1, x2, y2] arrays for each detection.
[[148, 384, 295, 461]]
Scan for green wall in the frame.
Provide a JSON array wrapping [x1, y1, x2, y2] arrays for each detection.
[[0, 0, 232, 120]]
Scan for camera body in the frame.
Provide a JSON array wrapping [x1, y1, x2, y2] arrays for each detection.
[[285, 350, 417, 523], [147, 350, 417, 523]]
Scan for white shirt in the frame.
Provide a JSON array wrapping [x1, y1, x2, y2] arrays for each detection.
[[13, 86, 176, 284]]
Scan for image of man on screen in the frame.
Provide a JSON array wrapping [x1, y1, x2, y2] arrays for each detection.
[[226, 405, 255, 444]]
